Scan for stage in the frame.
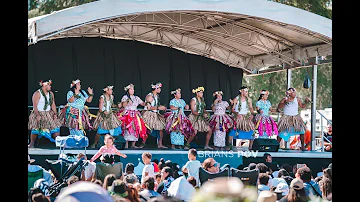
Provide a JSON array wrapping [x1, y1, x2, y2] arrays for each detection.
[[28, 147, 332, 178]]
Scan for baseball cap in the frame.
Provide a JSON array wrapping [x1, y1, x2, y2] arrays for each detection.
[[290, 178, 304, 190]]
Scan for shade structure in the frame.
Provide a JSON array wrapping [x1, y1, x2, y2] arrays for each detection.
[[28, 0, 331, 75]]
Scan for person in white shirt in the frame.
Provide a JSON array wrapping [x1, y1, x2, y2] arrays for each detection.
[[76, 153, 96, 181], [141, 152, 155, 184], [182, 149, 201, 187]]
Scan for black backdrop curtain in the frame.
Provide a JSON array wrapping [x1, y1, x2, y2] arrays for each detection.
[[28, 37, 243, 109]]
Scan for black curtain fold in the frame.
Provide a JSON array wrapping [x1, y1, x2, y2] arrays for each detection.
[[28, 38, 243, 108]]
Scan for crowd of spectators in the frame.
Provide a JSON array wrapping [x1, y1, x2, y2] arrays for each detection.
[[28, 151, 332, 202]]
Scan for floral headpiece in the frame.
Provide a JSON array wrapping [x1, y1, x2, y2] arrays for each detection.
[[192, 86, 205, 94], [260, 90, 269, 95], [170, 88, 181, 95], [286, 88, 296, 95], [103, 85, 114, 91], [124, 84, 134, 91], [151, 82, 163, 89], [39, 80, 52, 87], [213, 91, 223, 96], [70, 79, 80, 88], [239, 88, 248, 92]]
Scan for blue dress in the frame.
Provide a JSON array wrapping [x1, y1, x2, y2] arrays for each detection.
[[168, 99, 187, 146], [66, 90, 90, 136]]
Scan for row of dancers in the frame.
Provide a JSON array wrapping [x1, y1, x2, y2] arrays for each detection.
[[28, 79, 311, 150]]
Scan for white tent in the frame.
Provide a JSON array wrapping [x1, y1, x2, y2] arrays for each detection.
[[28, 0, 332, 75]]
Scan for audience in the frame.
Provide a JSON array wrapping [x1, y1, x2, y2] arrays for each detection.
[[202, 158, 220, 174], [29, 150, 331, 202], [279, 178, 310, 202], [182, 149, 201, 187], [156, 167, 175, 195], [139, 176, 161, 201], [142, 152, 155, 184], [258, 173, 271, 194], [296, 167, 322, 198], [77, 152, 96, 181]]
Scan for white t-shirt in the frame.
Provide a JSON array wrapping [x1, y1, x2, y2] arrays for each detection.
[[141, 164, 155, 184], [183, 160, 201, 187], [82, 161, 96, 180]]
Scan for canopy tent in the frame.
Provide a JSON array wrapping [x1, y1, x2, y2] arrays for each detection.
[[28, 0, 332, 75]]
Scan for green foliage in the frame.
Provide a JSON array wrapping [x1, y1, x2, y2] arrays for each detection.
[[243, 63, 332, 110], [270, 0, 332, 19]]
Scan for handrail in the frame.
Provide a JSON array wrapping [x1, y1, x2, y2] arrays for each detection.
[[316, 110, 332, 125]]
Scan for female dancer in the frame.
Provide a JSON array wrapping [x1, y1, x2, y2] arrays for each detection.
[[141, 82, 168, 148], [120, 84, 149, 148], [209, 91, 234, 150], [188, 86, 213, 150], [164, 88, 195, 149], [91, 85, 122, 148], [59, 79, 94, 136], [228, 86, 256, 150], [277, 87, 311, 150], [28, 79, 62, 148], [254, 90, 279, 138]]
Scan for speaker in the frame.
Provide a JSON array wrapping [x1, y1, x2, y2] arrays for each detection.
[[252, 138, 279, 152]]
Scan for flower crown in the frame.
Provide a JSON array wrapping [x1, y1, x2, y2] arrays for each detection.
[[151, 82, 162, 89], [192, 86, 205, 94], [39, 80, 52, 87], [260, 90, 269, 95], [213, 91, 223, 96], [124, 84, 134, 91], [239, 88, 248, 92], [103, 85, 114, 91], [70, 79, 80, 88], [170, 88, 181, 95], [286, 88, 296, 95]]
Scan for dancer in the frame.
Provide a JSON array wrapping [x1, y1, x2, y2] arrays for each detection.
[[209, 91, 234, 150], [58, 79, 94, 136], [141, 82, 168, 148], [28, 80, 62, 148], [91, 85, 122, 148], [277, 87, 311, 150], [164, 88, 195, 149], [120, 84, 149, 149], [228, 86, 256, 150], [188, 86, 213, 150], [254, 90, 279, 138]]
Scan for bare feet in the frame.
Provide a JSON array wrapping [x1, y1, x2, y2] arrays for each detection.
[[171, 145, 175, 149], [158, 145, 168, 149], [204, 145, 213, 150], [28, 144, 35, 148]]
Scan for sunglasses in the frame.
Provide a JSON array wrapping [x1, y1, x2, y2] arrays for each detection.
[[212, 162, 219, 168]]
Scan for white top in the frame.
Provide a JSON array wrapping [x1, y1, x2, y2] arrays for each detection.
[[235, 96, 248, 115], [100, 95, 113, 112], [145, 93, 159, 112], [81, 161, 96, 180], [121, 95, 143, 111], [37, 89, 51, 112], [141, 164, 155, 184], [183, 160, 201, 187], [283, 97, 299, 116], [213, 101, 229, 115]]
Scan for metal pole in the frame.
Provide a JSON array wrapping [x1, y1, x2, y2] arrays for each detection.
[[310, 56, 319, 151], [287, 69, 292, 89], [321, 115, 324, 152]]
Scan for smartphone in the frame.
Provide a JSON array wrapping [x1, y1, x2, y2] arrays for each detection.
[[297, 164, 306, 169]]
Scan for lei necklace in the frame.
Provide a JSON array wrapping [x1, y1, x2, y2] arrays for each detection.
[[40, 88, 53, 110]]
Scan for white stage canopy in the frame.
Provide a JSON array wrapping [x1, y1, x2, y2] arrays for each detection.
[[28, 0, 332, 75]]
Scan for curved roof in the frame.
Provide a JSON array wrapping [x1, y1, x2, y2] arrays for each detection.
[[28, 0, 332, 75]]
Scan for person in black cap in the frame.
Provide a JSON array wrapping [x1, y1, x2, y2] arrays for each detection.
[[263, 153, 279, 173]]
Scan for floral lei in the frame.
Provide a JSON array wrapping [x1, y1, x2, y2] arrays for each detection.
[[102, 94, 114, 116], [40, 88, 53, 110], [195, 97, 207, 121]]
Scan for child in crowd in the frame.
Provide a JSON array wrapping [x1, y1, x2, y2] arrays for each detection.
[[89, 134, 127, 162], [141, 152, 155, 184], [182, 149, 201, 187]]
